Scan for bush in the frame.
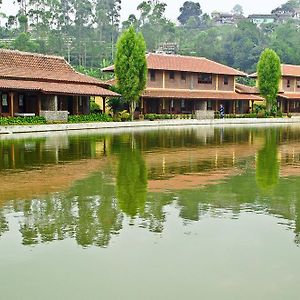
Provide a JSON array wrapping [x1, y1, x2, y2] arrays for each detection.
[[90, 101, 102, 114], [0, 116, 46, 125], [68, 113, 112, 123], [257, 110, 266, 118]]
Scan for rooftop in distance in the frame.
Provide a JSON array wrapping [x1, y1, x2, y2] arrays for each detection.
[[102, 53, 247, 77]]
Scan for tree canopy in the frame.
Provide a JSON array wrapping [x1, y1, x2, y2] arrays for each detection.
[[257, 48, 281, 112], [115, 26, 147, 119]]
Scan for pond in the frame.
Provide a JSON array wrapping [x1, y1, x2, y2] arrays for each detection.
[[1, 125, 300, 299]]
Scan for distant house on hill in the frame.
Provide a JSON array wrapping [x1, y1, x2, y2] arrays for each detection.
[[211, 12, 245, 25], [0, 49, 118, 120], [248, 14, 276, 26], [103, 53, 262, 116]]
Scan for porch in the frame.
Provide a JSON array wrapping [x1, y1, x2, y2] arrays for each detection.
[[140, 98, 251, 115], [0, 91, 90, 117]]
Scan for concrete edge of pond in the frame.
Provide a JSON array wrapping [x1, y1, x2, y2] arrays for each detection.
[[1, 117, 300, 135]]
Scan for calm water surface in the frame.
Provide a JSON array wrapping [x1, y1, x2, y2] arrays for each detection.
[[1, 125, 300, 299]]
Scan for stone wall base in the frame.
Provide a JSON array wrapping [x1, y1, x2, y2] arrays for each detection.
[[195, 110, 214, 120], [41, 111, 69, 123]]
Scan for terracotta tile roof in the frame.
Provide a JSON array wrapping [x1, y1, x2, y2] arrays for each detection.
[[281, 64, 300, 77], [0, 49, 106, 86], [0, 50, 118, 97], [278, 93, 300, 100], [250, 64, 300, 78], [103, 53, 247, 76], [235, 83, 259, 94], [142, 88, 263, 100], [0, 79, 119, 97]]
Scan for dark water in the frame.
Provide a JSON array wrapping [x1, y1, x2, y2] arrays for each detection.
[[1, 125, 300, 299]]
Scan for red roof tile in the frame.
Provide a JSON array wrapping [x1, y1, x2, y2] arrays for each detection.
[[0, 50, 118, 97], [235, 83, 259, 94], [250, 64, 300, 78], [0, 49, 106, 86], [142, 88, 263, 101], [103, 53, 247, 76], [278, 93, 300, 100], [281, 64, 300, 77], [0, 79, 119, 97]]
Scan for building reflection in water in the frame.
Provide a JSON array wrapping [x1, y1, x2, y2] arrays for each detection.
[[1, 126, 300, 247]]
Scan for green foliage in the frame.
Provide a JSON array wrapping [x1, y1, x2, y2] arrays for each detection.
[[0, 116, 46, 125], [112, 110, 131, 122], [68, 113, 112, 123], [257, 48, 281, 112], [115, 26, 147, 119], [256, 129, 280, 193], [90, 101, 101, 114]]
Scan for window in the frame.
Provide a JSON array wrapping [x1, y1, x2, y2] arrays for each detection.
[[19, 95, 24, 107], [150, 70, 156, 81], [287, 79, 291, 88], [181, 100, 185, 108], [170, 100, 174, 109], [198, 73, 213, 84], [297, 80, 300, 88], [224, 75, 229, 85], [181, 72, 186, 81], [2, 94, 8, 113], [207, 101, 212, 110], [169, 71, 175, 80]]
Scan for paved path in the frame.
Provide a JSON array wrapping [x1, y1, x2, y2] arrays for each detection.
[[1, 118, 300, 135]]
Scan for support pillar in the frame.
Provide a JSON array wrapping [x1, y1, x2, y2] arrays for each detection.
[[10, 92, 14, 117], [233, 101, 236, 115], [102, 97, 106, 114], [287, 101, 290, 114], [54, 95, 58, 111], [36, 95, 41, 116]]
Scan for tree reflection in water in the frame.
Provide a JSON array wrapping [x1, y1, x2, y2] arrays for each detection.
[[1, 127, 300, 247], [256, 128, 280, 193]]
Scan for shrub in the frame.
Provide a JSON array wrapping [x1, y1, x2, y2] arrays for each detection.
[[0, 116, 46, 125], [90, 101, 102, 114], [257, 110, 266, 118], [68, 113, 112, 123]]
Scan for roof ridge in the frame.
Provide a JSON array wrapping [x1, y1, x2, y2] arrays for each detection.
[[0, 49, 65, 61]]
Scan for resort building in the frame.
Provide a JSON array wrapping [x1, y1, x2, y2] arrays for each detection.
[[251, 64, 300, 114], [103, 53, 262, 115], [0, 49, 118, 119]]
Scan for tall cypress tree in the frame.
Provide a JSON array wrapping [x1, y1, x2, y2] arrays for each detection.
[[257, 48, 281, 113], [115, 26, 147, 120]]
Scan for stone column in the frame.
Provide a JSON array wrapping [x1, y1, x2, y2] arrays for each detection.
[[9, 92, 14, 117]]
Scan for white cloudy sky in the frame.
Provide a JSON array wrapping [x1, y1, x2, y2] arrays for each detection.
[[1, 0, 287, 21]]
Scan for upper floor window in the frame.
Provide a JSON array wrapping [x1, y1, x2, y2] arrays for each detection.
[[198, 73, 213, 84], [181, 72, 187, 82], [224, 75, 229, 85], [169, 71, 175, 80], [1, 94, 8, 113], [287, 79, 291, 88], [150, 70, 156, 81]]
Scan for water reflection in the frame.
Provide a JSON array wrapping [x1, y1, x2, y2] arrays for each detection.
[[1, 126, 300, 247], [256, 128, 280, 193]]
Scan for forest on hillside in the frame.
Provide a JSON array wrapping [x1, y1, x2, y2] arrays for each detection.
[[0, 0, 300, 78]]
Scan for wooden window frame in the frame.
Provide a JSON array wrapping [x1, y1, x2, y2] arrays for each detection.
[[224, 75, 229, 85], [150, 70, 156, 82], [198, 73, 213, 84], [169, 71, 175, 80]]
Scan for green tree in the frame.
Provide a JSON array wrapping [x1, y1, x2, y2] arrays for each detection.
[[178, 1, 202, 26], [115, 26, 147, 120], [257, 48, 281, 112]]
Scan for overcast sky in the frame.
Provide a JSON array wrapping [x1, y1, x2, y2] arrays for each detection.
[[1, 0, 287, 21]]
